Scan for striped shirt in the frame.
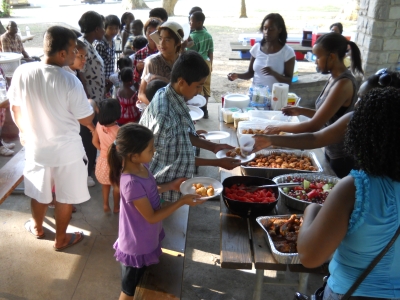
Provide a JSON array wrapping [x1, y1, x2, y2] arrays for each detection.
[[139, 85, 197, 202], [188, 29, 214, 61]]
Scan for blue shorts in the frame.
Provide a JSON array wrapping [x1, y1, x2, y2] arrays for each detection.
[[323, 285, 400, 300]]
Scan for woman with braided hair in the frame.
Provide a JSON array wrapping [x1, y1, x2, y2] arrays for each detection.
[[253, 69, 400, 178], [297, 86, 400, 299]]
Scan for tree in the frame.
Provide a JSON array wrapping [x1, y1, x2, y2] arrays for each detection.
[[240, 0, 247, 18], [121, 0, 148, 10], [162, 0, 178, 16], [1, 0, 11, 17]]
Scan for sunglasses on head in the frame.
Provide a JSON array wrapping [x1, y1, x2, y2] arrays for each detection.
[[375, 68, 392, 86]]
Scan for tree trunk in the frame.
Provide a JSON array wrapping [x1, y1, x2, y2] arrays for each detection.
[[121, 0, 148, 10], [240, 0, 247, 18], [162, 0, 178, 16]]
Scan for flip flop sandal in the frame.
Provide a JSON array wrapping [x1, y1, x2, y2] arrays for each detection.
[[24, 220, 45, 239], [53, 231, 84, 252]]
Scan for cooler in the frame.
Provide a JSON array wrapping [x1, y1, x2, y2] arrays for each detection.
[[312, 32, 329, 46]]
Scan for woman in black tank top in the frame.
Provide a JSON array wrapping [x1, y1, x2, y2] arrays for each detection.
[[263, 33, 363, 178]]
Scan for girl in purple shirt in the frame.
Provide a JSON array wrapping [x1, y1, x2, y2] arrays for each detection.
[[108, 123, 204, 300]]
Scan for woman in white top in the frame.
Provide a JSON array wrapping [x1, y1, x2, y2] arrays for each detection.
[[228, 13, 295, 89]]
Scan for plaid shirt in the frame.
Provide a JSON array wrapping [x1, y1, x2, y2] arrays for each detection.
[[132, 44, 158, 90], [0, 32, 24, 53], [93, 37, 115, 80], [139, 85, 197, 202]]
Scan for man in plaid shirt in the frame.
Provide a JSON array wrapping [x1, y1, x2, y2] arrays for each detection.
[[0, 21, 36, 63], [132, 17, 162, 91], [140, 51, 240, 202]]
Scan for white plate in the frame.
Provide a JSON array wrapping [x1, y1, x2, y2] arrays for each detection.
[[136, 102, 148, 110], [180, 177, 223, 200], [188, 105, 204, 121], [200, 131, 230, 140], [187, 95, 206, 107], [216, 149, 256, 164]]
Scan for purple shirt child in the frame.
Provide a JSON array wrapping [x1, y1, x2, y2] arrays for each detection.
[[113, 167, 165, 267]]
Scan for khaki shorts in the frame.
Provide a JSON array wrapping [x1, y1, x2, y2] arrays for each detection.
[[24, 158, 90, 204], [201, 59, 212, 98]]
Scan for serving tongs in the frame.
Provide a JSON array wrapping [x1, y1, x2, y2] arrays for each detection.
[[242, 182, 302, 193]]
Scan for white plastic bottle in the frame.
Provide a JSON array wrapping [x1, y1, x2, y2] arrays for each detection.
[[25, 26, 31, 36], [0, 74, 7, 101]]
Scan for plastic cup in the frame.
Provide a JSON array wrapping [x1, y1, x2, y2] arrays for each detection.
[[250, 38, 256, 46], [239, 135, 255, 156]]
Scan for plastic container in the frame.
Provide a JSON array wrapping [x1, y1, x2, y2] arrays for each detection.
[[248, 110, 300, 123], [222, 107, 242, 124], [0, 74, 7, 101], [232, 112, 249, 128], [224, 94, 250, 109], [249, 85, 271, 109], [287, 93, 299, 106]]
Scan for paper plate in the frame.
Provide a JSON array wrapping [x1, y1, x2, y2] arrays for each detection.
[[216, 149, 256, 164], [180, 177, 223, 200], [188, 105, 204, 121], [136, 102, 148, 110], [200, 131, 230, 141], [187, 95, 206, 107]]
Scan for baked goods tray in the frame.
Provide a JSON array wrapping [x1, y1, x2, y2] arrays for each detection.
[[256, 215, 302, 264], [241, 149, 323, 178], [273, 173, 340, 211]]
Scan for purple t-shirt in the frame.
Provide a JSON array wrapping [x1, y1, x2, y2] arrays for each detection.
[[113, 167, 165, 267]]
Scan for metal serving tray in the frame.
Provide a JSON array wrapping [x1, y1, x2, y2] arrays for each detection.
[[273, 173, 340, 211], [256, 215, 302, 264], [241, 149, 323, 178]]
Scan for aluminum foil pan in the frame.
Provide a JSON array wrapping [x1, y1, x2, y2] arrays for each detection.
[[256, 215, 302, 264], [241, 149, 323, 178], [273, 173, 340, 211]]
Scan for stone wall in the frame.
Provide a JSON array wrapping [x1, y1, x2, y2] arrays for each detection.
[[355, 0, 400, 77]]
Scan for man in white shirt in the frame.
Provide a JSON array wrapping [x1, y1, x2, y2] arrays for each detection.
[[9, 26, 95, 251]]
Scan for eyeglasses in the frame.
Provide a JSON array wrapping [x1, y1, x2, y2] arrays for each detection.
[[375, 68, 392, 86], [76, 54, 87, 60]]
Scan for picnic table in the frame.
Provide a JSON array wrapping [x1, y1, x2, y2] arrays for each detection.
[[229, 41, 312, 61], [218, 121, 332, 300]]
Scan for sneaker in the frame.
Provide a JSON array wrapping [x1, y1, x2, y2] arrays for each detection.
[[0, 146, 14, 156], [1, 140, 15, 149], [87, 176, 96, 187]]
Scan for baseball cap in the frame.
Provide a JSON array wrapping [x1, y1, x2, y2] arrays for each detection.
[[150, 21, 184, 45]]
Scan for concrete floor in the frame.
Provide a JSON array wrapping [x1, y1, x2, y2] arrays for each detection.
[[0, 102, 324, 300]]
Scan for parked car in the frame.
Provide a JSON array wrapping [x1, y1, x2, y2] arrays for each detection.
[[81, 0, 105, 3]]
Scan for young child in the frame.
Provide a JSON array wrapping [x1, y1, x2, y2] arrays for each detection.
[[145, 79, 167, 102], [94, 15, 121, 97], [139, 51, 241, 203], [108, 123, 203, 300], [92, 98, 121, 213], [117, 67, 140, 124], [120, 12, 134, 50], [123, 20, 145, 56], [109, 57, 133, 97], [128, 36, 148, 61], [188, 11, 213, 119]]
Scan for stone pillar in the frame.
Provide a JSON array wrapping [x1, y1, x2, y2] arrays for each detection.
[[355, 0, 400, 77]]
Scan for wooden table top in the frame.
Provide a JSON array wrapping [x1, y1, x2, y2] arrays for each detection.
[[230, 41, 312, 54], [218, 120, 331, 273]]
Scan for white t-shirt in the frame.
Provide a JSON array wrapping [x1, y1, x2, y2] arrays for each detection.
[[250, 43, 295, 88], [8, 62, 93, 166]]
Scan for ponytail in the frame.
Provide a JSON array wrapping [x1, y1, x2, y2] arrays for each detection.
[[348, 41, 364, 75], [108, 143, 123, 186]]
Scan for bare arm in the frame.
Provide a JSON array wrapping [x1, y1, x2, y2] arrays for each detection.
[[227, 56, 255, 81], [11, 105, 25, 144], [297, 176, 355, 268], [138, 79, 150, 104], [253, 113, 352, 152], [78, 112, 95, 132], [261, 57, 295, 85], [208, 51, 213, 69], [92, 129, 100, 150]]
